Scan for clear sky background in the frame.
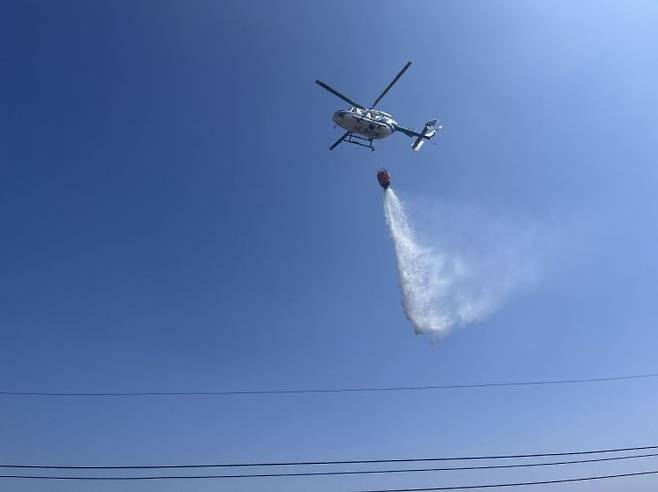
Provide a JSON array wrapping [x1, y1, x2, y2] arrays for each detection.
[[2, 1, 658, 491]]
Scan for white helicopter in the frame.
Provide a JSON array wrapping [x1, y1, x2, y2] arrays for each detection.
[[315, 61, 441, 152]]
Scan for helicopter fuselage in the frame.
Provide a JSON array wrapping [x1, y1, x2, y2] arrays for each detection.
[[333, 107, 396, 140]]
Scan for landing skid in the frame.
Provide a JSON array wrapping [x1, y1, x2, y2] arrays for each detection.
[[345, 132, 375, 151]]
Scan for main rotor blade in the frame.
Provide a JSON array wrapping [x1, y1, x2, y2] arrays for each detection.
[[315, 80, 364, 109], [329, 131, 350, 150], [371, 61, 412, 108]]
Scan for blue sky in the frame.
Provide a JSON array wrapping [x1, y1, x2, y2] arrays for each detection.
[[2, 1, 658, 490]]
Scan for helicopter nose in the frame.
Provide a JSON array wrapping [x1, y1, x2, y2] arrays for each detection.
[[332, 111, 346, 125]]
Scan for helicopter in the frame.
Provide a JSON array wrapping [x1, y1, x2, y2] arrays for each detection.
[[315, 61, 441, 152]]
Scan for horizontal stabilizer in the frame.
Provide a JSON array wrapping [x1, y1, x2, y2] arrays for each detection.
[[411, 138, 426, 151]]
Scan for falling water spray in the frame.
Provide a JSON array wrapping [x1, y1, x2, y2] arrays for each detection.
[[383, 187, 540, 336]]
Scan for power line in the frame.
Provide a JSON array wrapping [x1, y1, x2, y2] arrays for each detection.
[[3, 444, 658, 470], [353, 469, 658, 491], [1, 452, 658, 479], [1, 373, 657, 398]]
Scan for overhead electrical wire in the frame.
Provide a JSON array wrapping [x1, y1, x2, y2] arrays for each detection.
[[2, 452, 658, 480], [352, 470, 658, 491], [2, 471, 658, 484], [1, 373, 657, 398], [3, 444, 658, 470]]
